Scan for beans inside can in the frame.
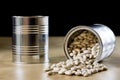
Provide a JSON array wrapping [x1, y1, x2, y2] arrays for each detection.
[[64, 24, 116, 62], [45, 24, 115, 77]]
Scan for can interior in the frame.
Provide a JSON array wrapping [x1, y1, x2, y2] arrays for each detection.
[[64, 26, 102, 62], [67, 30, 85, 48]]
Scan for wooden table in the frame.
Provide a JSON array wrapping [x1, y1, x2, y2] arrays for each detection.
[[0, 37, 120, 80]]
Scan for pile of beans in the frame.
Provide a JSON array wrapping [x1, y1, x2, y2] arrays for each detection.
[[45, 30, 107, 77]]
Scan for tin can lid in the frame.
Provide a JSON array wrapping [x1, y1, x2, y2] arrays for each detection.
[[13, 16, 48, 26]]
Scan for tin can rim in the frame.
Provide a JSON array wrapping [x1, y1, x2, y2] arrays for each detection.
[[63, 25, 103, 62], [13, 16, 48, 18]]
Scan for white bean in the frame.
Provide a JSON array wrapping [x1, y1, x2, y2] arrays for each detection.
[[46, 31, 108, 77], [75, 72, 82, 76], [44, 67, 52, 72], [58, 68, 66, 75], [74, 60, 79, 66], [83, 55, 87, 61], [53, 67, 60, 72], [83, 50, 90, 54], [70, 52, 74, 56], [47, 71, 53, 75], [65, 70, 72, 75], [83, 73, 89, 77]]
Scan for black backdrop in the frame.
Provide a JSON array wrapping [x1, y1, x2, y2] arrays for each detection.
[[0, 15, 119, 36], [0, 2, 119, 36]]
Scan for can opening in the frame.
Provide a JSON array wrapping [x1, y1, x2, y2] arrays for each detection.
[[64, 26, 102, 63]]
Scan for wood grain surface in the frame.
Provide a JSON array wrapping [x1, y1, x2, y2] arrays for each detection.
[[0, 37, 120, 80]]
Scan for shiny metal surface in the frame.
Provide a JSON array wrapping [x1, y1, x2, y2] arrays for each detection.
[[64, 24, 116, 62], [12, 16, 49, 63], [13, 16, 48, 26], [91, 24, 116, 62], [1, 37, 120, 80]]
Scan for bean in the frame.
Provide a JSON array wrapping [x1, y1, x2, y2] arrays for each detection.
[[45, 30, 108, 77]]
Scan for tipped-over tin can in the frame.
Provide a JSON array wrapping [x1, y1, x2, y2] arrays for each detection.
[[12, 16, 49, 63], [64, 24, 116, 62]]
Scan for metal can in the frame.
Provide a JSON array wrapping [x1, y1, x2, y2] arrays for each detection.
[[64, 24, 116, 62], [12, 16, 49, 63]]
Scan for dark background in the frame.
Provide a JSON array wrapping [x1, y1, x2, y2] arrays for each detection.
[[0, 2, 119, 36], [0, 15, 119, 36]]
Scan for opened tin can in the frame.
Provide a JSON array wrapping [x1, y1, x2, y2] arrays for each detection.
[[64, 24, 116, 62]]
